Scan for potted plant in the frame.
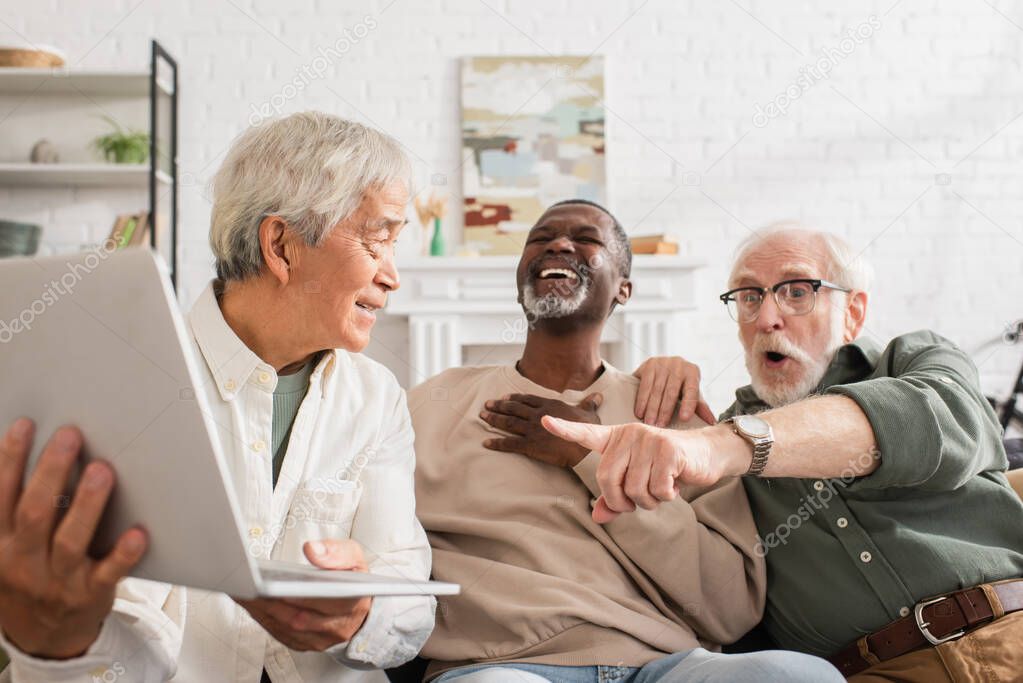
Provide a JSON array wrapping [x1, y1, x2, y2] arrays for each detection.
[[91, 116, 150, 164]]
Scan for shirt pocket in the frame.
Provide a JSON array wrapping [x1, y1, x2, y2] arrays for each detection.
[[274, 482, 363, 562]]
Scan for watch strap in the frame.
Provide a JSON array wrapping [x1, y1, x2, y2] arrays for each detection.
[[747, 436, 771, 476], [726, 416, 773, 477]]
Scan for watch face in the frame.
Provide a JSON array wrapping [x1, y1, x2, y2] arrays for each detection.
[[735, 414, 770, 438]]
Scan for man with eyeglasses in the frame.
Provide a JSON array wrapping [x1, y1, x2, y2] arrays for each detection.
[[408, 206, 844, 682], [546, 223, 1023, 681]]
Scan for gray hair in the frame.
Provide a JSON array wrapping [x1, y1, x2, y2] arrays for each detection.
[[729, 221, 873, 292], [209, 111, 411, 281]]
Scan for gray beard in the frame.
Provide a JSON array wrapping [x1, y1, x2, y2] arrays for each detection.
[[749, 359, 830, 408], [747, 303, 848, 407], [521, 279, 590, 323]]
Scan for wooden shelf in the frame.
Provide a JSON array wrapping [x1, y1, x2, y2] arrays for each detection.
[[0, 68, 173, 97], [0, 163, 172, 188], [0, 42, 179, 289]]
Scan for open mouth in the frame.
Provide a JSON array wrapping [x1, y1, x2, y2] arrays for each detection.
[[534, 266, 582, 297], [764, 350, 789, 368], [537, 267, 580, 282], [527, 257, 586, 299], [354, 300, 383, 322]]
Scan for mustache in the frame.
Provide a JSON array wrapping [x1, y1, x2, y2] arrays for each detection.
[[751, 333, 813, 365]]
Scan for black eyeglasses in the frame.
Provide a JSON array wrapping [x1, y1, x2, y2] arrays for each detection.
[[719, 278, 851, 323]]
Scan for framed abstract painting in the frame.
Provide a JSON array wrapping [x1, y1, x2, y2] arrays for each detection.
[[461, 55, 607, 255]]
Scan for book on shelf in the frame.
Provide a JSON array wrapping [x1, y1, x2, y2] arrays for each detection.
[[629, 233, 679, 255], [108, 212, 151, 249]]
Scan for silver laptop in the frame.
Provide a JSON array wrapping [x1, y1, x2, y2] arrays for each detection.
[[0, 248, 458, 599]]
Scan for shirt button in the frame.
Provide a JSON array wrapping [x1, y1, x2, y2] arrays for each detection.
[[224, 379, 237, 392], [837, 517, 849, 528], [813, 480, 825, 491], [860, 551, 872, 563], [249, 526, 263, 538], [258, 371, 272, 384], [251, 439, 266, 452], [899, 606, 910, 617]]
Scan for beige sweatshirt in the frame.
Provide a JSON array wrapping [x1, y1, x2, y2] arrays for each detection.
[[409, 363, 766, 677]]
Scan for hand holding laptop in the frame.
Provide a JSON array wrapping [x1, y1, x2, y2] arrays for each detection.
[[236, 539, 373, 651], [0, 250, 457, 603], [0, 419, 147, 660]]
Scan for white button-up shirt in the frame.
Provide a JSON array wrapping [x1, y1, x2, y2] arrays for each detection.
[[1, 282, 435, 683]]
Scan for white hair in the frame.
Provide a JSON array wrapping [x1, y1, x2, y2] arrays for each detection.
[[209, 111, 411, 281], [735, 221, 870, 406], [729, 221, 873, 293]]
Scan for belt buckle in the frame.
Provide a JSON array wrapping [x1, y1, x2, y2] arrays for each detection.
[[914, 596, 965, 646]]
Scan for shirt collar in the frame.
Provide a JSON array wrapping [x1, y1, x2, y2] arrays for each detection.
[[308, 349, 339, 400], [189, 282, 266, 401], [188, 281, 338, 402], [821, 335, 881, 384]]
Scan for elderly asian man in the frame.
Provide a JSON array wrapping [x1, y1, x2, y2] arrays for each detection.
[[0, 112, 434, 682], [548, 224, 1023, 681], [410, 204, 843, 682]]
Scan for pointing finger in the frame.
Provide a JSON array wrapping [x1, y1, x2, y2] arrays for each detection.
[[541, 416, 613, 452]]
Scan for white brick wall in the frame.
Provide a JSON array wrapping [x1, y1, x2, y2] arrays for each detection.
[[2, 0, 1021, 413]]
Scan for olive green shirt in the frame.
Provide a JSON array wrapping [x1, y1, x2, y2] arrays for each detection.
[[721, 330, 1023, 657]]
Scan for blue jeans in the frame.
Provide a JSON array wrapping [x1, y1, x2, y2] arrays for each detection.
[[432, 648, 844, 683]]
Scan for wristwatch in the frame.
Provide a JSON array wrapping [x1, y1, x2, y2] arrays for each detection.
[[726, 414, 774, 477]]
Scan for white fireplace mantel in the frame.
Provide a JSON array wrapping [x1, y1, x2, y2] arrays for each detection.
[[384, 255, 705, 379]]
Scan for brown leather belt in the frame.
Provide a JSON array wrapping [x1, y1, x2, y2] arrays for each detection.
[[828, 579, 1023, 677]]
